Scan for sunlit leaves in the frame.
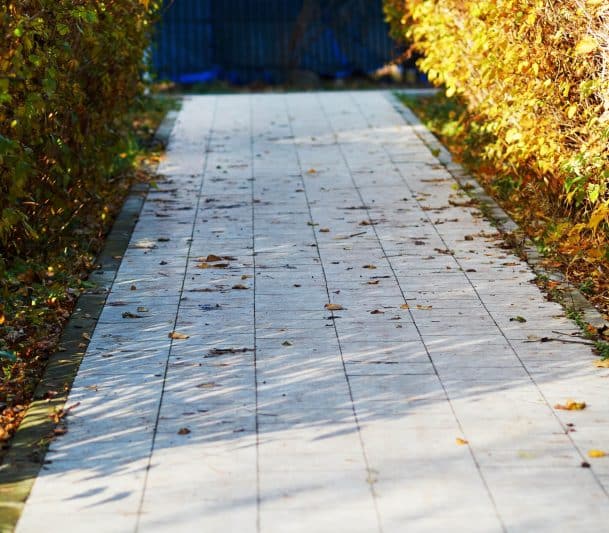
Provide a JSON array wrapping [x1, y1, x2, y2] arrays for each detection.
[[384, 0, 609, 232]]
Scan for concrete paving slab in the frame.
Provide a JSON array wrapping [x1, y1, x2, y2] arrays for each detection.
[[14, 91, 609, 532]]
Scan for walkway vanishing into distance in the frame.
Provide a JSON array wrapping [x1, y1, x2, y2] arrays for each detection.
[[16, 92, 609, 532]]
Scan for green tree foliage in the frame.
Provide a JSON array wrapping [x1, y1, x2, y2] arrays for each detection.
[[0, 1, 158, 263]]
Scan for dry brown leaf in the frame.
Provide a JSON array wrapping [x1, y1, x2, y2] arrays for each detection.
[[400, 304, 410, 309], [169, 331, 190, 340], [196, 262, 229, 269], [554, 400, 586, 411], [363, 264, 377, 269], [588, 449, 606, 458], [206, 347, 253, 357], [593, 359, 609, 368], [455, 437, 469, 445], [122, 312, 143, 319], [319, 228, 330, 233], [416, 305, 433, 310], [232, 284, 249, 290], [368, 280, 380, 285], [325, 303, 343, 311], [306, 168, 317, 174], [177, 427, 191, 435], [197, 382, 218, 388], [359, 220, 371, 226], [205, 254, 223, 262], [370, 309, 384, 314]]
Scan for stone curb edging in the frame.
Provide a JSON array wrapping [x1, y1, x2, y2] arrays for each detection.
[[0, 107, 179, 533], [390, 91, 609, 333]]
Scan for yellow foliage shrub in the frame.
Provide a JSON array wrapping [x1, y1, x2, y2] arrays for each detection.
[[385, 0, 609, 230]]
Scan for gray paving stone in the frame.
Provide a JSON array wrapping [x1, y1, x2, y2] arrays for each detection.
[[16, 91, 609, 533]]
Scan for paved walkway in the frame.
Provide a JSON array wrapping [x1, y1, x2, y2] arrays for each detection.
[[16, 92, 609, 532]]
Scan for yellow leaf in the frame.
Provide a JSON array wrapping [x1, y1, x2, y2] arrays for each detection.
[[416, 305, 433, 310], [505, 128, 522, 144], [567, 104, 577, 119], [325, 303, 344, 311], [593, 359, 609, 368], [169, 331, 190, 340], [588, 449, 607, 458], [554, 400, 586, 411], [0, 314, 5, 325], [575, 36, 598, 55], [456, 437, 469, 445], [400, 303, 410, 309], [588, 205, 609, 233]]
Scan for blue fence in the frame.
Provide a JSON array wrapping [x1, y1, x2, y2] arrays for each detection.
[[152, 0, 401, 84]]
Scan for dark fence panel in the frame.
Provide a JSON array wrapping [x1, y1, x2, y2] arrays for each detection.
[[153, 0, 401, 84]]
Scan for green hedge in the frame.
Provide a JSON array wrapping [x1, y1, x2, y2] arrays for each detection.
[[0, 1, 158, 259]]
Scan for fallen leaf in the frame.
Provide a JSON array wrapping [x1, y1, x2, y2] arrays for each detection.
[[306, 168, 317, 174], [370, 309, 384, 314], [510, 316, 527, 323], [177, 427, 191, 435], [325, 303, 344, 311], [130, 284, 137, 291], [368, 280, 380, 285], [359, 220, 371, 226], [555, 400, 586, 411], [400, 304, 410, 310], [241, 274, 252, 280], [122, 312, 143, 319], [169, 331, 190, 340], [205, 254, 223, 262], [207, 347, 253, 356], [82, 332, 91, 341], [232, 284, 249, 290], [157, 237, 171, 242], [319, 228, 330, 233], [137, 307, 149, 313], [282, 341, 294, 346], [588, 449, 606, 458], [363, 264, 377, 269], [197, 382, 218, 388], [464, 235, 474, 241], [197, 262, 229, 269], [455, 437, 469, 445], [593, 359, 609, 368], [0, 313, 5, 325], [416, 305, 433, 310], [581, 461, 591, 468]]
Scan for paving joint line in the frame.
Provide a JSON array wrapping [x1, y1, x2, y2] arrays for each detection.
[[134, 96, 219, 531], [250, 94, 262, 533], [285, 93, 384, 533], [0, 106, 180, 533], [388, 91, 609, 499], [341, 92, 508, 530], [321, 91, 507, 530]]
